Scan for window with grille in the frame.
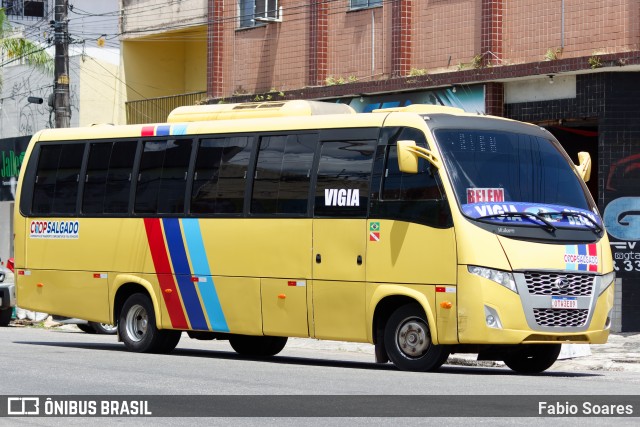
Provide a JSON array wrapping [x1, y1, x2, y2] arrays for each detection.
[[349, 0, 382, 11], [238, 0, 279, 28]]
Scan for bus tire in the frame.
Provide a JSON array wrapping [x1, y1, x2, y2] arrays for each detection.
[[229, 334, 288, 357], [0, 308, 11, 327], [503, 344, 561, 374], [384, 303, 450, 372], [119, 293, 181, 354]]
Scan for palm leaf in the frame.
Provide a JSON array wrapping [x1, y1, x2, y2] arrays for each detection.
[[0, 8, 54, 89]]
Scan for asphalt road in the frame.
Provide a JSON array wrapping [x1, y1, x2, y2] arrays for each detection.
[[1, 326, 639, 426]]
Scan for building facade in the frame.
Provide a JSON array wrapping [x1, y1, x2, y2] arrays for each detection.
[[0, 0, 123, 263], [121, 0, 640, 331]]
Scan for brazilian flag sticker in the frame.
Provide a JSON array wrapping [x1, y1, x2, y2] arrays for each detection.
[[370, 222, 380, 232]]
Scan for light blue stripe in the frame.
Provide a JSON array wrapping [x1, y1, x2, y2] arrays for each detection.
[[182, 218, 229, 332], [171, 124, 188, 135], [565, 245, 577, 270]]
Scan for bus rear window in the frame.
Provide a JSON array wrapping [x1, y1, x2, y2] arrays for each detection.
[[32, 144, 84, 215]]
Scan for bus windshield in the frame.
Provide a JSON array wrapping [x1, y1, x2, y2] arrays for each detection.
[[433, 128, 602, 232]]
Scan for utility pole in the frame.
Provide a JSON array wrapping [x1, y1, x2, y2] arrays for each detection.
[[54, 0, 70, 128]]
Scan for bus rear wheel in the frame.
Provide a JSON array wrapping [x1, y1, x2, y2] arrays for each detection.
[[503, 344, 561, 374], [119, 293, 181, 354], [384, 303, 450, 372], [229, 334, 288, 357]]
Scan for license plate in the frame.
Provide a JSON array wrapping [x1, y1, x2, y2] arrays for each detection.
[[551, 296, 578, 309]]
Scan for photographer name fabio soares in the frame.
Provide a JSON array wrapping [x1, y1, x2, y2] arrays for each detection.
[[14, 100, 615, 374], [538, 401, 634, 416]]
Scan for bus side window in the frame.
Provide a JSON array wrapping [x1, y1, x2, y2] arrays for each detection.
[[191, 136, 254, 215], [383, 147, 442, 201], [82, 142, 111, 214], [32, 143, 84, 216], [83, 141, 137, 215], [314, 140, 377, 217], [105, 142, 138, 214], [373, 128, 451, 227], [135, 139, 193, 214], [251, 134, 315, 215]]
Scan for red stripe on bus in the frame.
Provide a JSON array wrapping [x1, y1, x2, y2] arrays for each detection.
[[141, 126, 155, 136], [143, 218, 188, 329], [588, 243, 598, 272]]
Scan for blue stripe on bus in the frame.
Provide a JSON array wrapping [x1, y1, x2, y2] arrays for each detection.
[[156, 125, 171, 136], [162, 218, 208, 330], [577, 244, 587, 271], [182, 219, 229, 332]]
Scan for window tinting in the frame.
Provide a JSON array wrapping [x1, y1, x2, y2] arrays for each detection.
[[82, 143, 111, 214], [371, 128, 451, 227], [251, 134, 316, 215], [382, 128, 442, 201], [83, 141, 137, 214], [32, 143, 84, 215], [314, 140, 377, 217], [105, 142, 138, 213], [191, 136, 254, 214], [135, 139, 193, 214], [435, 129, 594, 211]]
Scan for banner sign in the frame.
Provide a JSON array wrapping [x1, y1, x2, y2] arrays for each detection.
[[0, 136, 30, 201], [461, 201, 603, 230]]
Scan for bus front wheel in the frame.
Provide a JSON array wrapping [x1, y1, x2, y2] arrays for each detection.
[[229, 334, 288, 357], [503, 344, 561, 374], [384, 303, 450, 372], [119, 293, 181, 354]]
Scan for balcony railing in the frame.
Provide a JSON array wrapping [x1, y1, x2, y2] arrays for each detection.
[[125, 91, 207, 124]]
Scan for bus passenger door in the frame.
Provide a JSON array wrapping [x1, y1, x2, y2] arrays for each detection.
[[367, 137, 458, 344], [249, 134, 317, 338], [311, 139, 377, 342]]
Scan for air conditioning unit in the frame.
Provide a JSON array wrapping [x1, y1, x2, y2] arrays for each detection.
[[254, 0, 282, 23]]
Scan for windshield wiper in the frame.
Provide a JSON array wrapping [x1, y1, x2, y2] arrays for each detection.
[[539, 211, 603, 234], [476, 212, 557, 233]]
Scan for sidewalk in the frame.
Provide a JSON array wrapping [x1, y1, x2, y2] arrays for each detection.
[[286, 333, 640, 372]]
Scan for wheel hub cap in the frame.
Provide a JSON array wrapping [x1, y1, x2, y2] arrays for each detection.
[[125, 304, 148, 343], [397, 318, 430, 357]]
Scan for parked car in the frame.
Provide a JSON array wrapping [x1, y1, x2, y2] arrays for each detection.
[[0, 260, 15, 327], [51, 316, 117, 335]]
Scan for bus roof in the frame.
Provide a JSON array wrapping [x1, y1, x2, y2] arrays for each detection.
[[31, 101, 526, 143], [167, 100, 355, 123]]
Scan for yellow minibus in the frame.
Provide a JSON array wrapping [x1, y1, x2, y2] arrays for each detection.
[[14, 100, 614, 373]]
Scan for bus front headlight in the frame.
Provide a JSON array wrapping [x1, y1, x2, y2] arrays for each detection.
[[468, 266, 518, 294], [598, 271, 615, 296]]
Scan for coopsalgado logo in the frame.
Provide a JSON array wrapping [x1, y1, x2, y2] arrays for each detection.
[[30, 221, 79, 239]]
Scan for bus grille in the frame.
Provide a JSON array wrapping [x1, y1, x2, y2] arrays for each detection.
[[533, 308, 589, 327], [524, 272, 594, 296]]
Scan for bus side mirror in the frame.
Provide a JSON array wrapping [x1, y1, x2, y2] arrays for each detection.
[[397, 140, 440, 174], [576, 151, 591, 182]]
